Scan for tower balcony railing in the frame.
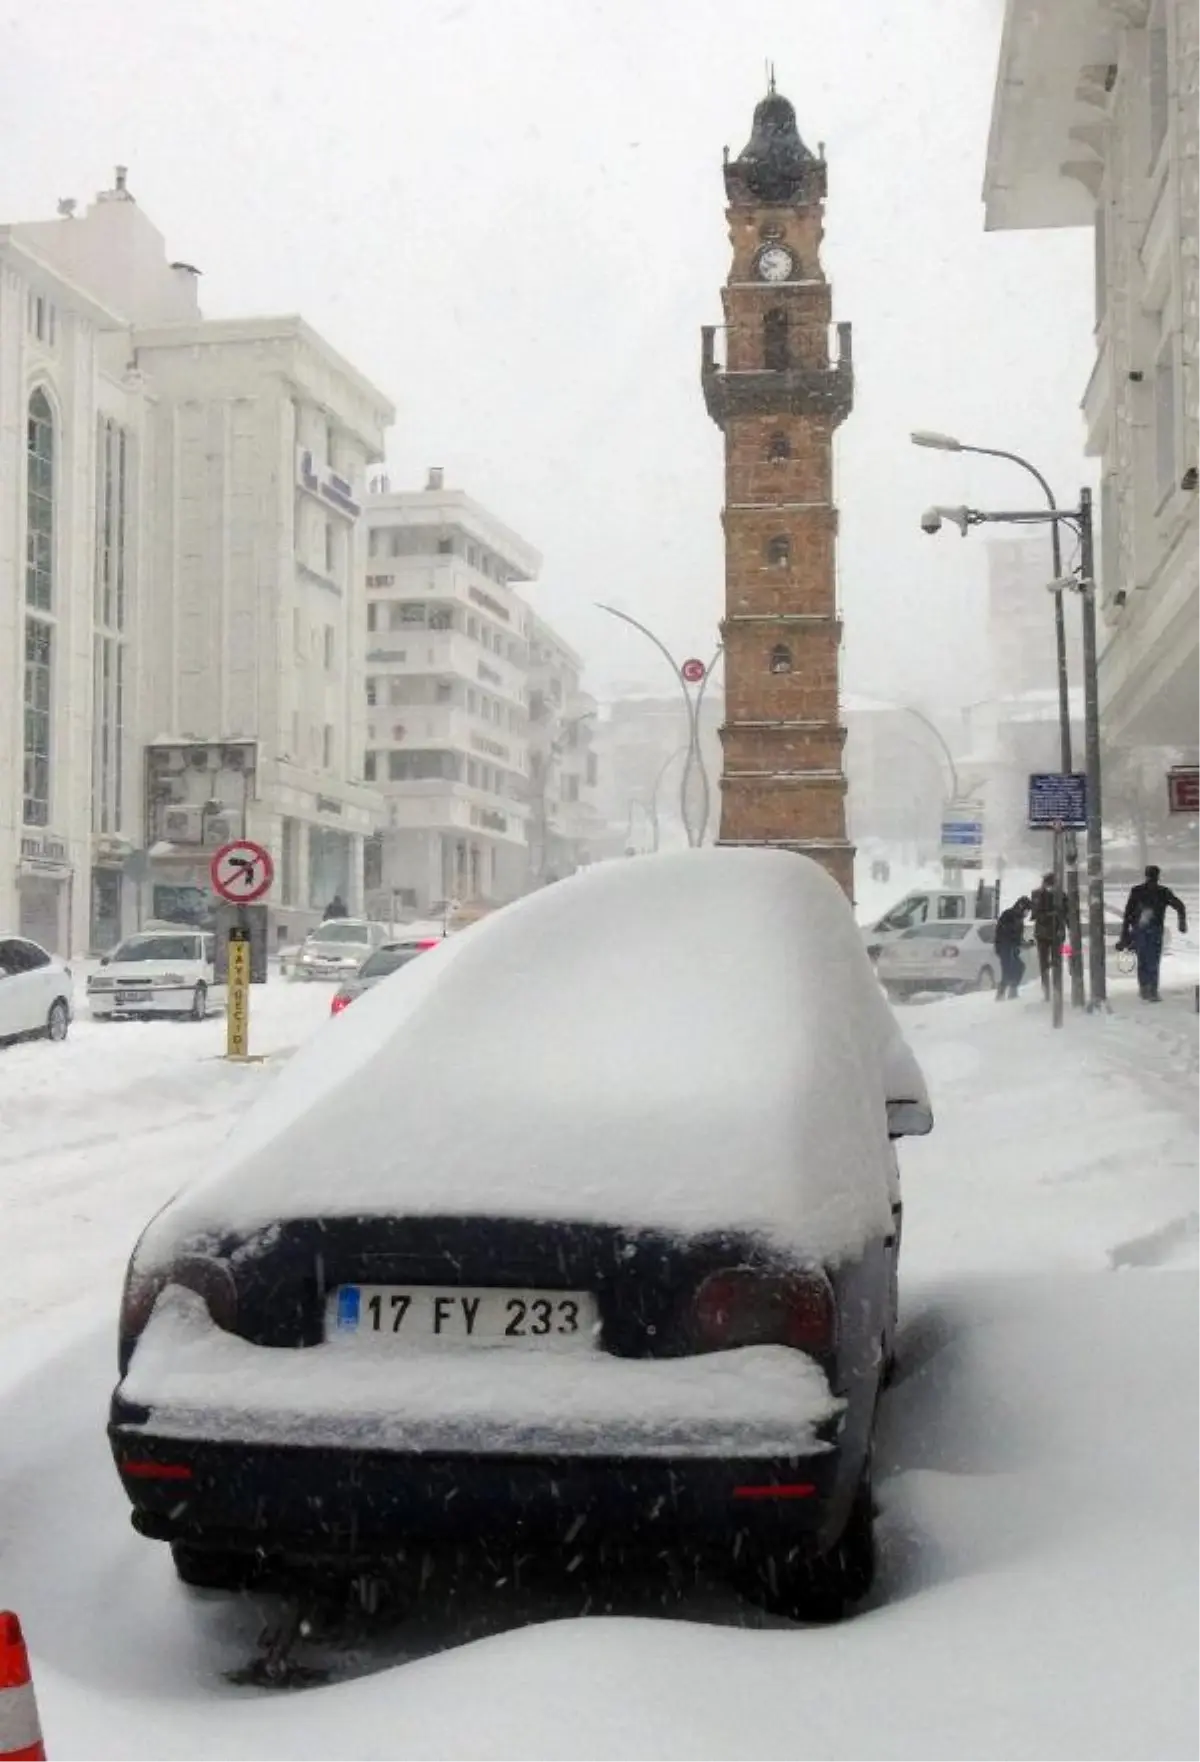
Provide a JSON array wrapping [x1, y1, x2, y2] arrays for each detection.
[[701, 322, 853, 429]]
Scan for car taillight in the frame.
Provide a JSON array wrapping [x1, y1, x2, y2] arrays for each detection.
[[690, 1267, 837, 1355], [330, 992, 352, 1015], [940, 945, 960, 959], [414, 939, 440, 949], [119, 1253, 237, 1347]]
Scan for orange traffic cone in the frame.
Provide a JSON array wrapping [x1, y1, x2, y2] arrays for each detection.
[[0, 1613, 45, 1761]]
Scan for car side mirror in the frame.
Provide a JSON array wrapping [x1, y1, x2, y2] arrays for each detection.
[[887, 1098, 933, 1139]]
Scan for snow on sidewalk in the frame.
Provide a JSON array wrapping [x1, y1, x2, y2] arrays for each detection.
[[0, 970, 1195, 1760]]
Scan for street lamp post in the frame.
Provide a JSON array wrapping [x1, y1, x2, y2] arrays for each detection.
[[913, 431, 1085, 1012], [595, 604, 719, 848], [919, 493, 1107, 1011]]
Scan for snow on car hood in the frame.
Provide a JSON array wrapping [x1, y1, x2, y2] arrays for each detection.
[[154, 850, 927, 1263]]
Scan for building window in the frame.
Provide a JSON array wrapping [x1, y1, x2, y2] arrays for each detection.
[[389, 530, 403, 557], [24, 618, 52, 825], [26, 390, 54, 611], [323, 724, 334, 768], [435, 680, 453, 703], [324, 521, 335, 575], [93, 418, 129, 835], [1154, 335, 1177, 503], [769, 643, 793, 675], [325, 418, 336, 466], [368, 528, 381, 558], [586, 751, 598, 787], [563, 774, 580, 803], [767, 431, 791, 461], [388, 749, 460, 782], [1148, 17, 1169, 167], [428, 607, 453, 631], [764, 308, 789, 371], [766, 535, 790, 567], [363, 750, 378, 781], [366, 602, 378, 633], [388, 677, 409, 707], [1093, 203, 1108, 327], [366, 676, 378, 706], [324, 626, 335, 669], [437, 536, 453, 555]]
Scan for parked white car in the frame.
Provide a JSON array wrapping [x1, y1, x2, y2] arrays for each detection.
[[862, 888, 976, 962], [877, 919, 999, 1000], [0, 936, 73, 1044], [88, 929, 225, 1021]]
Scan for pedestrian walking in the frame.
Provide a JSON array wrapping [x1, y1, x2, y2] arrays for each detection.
[[994, 896, 1032, 1001], [322, 893, 348, 921], [1117, 865, 1188, 1003], [1030, 871, 1067, 1001]]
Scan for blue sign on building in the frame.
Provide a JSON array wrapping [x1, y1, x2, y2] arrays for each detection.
[[1028, 772, 1088, 830]]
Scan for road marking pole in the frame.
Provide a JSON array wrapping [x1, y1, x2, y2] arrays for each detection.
[[226, 924, 251, 1060]]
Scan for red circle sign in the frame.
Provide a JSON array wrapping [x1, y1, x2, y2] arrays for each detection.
[[681, 658, 706, 684], [210, 840, 275, 904]]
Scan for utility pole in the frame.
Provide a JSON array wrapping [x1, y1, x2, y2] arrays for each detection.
[[1078, 488, 1107, 1009]]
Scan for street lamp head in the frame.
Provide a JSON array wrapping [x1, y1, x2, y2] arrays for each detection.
[[911, 429, 963, 452]]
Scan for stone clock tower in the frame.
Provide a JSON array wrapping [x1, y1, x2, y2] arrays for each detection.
[[702, 82, 854, 896]]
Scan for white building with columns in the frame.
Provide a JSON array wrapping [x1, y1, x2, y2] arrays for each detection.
[[983, 0, 1198, 753], [0, 170, 393, 953]]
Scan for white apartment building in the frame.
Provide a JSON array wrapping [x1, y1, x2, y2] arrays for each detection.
[[362, 472, 539, 914], [0, 171, 393, 952], [526, 613, 601, 881], [984, 0, 1198, 754]]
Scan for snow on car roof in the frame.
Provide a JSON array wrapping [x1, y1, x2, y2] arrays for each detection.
[[160, 850, 925, 1261]]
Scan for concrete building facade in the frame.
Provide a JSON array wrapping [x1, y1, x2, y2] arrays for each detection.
[[526, 613, 601, 882], [1, 171, 393, 953], [361, 472, 539, 915], [984, 0, 1198, 754], [702, 83, 855, 894]]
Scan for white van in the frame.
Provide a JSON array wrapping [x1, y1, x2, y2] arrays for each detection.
[[862, 889, 975, 962]]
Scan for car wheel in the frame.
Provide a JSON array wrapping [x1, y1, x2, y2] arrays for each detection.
[[975, 965, 996, 992], [190, 983, 208, 1022], [44, 998, 70, 1042], [739, 1459, 877, 1624], [171, 1541, 259, 1591]]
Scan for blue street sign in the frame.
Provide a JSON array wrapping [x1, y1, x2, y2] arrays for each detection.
[[1028, 772, 1088, 830]]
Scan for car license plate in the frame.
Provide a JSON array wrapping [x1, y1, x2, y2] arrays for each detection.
[[116, 990, 153, 1005], [328, 1285, 600, 1349]]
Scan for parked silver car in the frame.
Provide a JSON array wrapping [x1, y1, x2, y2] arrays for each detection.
[[877, 919, 999, 1000], [289, 920, 389, 982], [329, 937, 442, 1015]]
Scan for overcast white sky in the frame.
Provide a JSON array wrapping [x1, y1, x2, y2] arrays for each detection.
[[2, 0, 1095, 707]]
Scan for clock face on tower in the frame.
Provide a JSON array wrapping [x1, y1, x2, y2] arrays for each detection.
[[756, 244, 795, 283]]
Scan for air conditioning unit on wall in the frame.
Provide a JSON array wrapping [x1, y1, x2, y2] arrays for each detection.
[[160, 804, 202, 843], [205, 815, 235, 846]]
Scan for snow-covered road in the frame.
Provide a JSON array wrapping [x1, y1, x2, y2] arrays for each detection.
[[0, 967, 1196, 1760]]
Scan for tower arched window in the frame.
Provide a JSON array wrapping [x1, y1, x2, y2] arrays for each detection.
[[763, 308, 789, 371], [27, 389, 54, 611], [769, 644, 793, 675], [766, 535, 790, 567], [767, 431, 791, 462]]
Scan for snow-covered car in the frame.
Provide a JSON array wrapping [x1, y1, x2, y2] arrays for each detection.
[[329, 937, 442, 1015], [0, 936, 73, 1044], [288, 919, 388, 981], [109, 849, 932, 1620], [876, 919, 999, 1000], [88, 929, 224, 1021]]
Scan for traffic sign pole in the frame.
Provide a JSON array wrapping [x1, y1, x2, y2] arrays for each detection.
[[226, 926, 251, 1060], [210, 840, 274, 1062]]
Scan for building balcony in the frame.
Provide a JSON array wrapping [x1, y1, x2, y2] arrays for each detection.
[[383, 782, 529, 843], [366, 632, 526, 703], [701, 323, 853, 430]]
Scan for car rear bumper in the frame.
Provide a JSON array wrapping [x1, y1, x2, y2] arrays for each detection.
[[109, 1418, 847, 1563], [90, 987, 207, 1016]]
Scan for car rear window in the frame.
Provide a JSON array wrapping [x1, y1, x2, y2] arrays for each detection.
[[359, 947, 425, 978], [904, 923, 971, 940], [113, 935, 199, 961]]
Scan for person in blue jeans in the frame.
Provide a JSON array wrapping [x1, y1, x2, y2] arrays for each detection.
[[1118, 866, 1188, 1002], [994, 897, 1032, 1000]]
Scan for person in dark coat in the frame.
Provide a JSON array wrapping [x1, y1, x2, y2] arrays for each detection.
[[1029, 872, 1067, 1001], [322, 894, 349, 921], [994, 897, 1032, 1001], [1118, 866, 1188, 1002]]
